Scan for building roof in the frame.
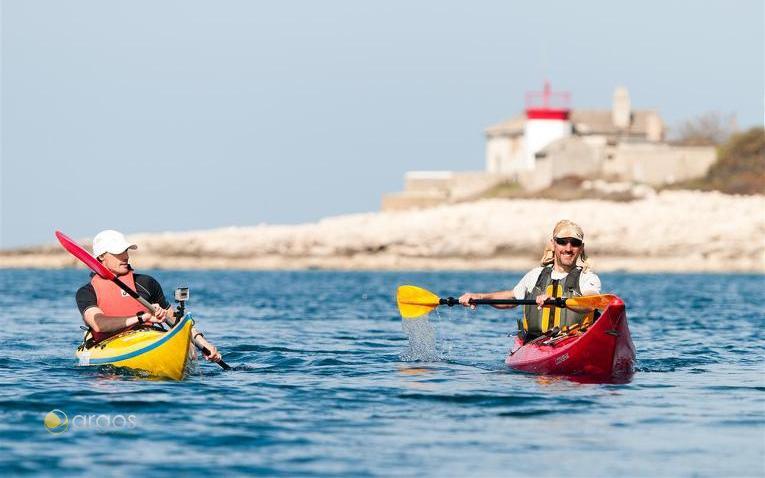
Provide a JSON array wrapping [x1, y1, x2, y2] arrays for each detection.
[[484, 115, 525, 137], [571, 109, 661, 136], [485, 109, 663, 138]]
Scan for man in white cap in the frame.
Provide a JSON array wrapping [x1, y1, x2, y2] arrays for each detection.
[[458, 219, 601, 343], [75, 229, 222, 362]]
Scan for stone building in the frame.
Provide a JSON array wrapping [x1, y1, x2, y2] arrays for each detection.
[[382, 83, 717, 211]]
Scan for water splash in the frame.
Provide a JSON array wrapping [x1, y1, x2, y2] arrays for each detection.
[[400, 316, 442, 361]]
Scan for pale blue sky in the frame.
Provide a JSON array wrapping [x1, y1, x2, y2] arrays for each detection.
[[2, 0, 763, 248]]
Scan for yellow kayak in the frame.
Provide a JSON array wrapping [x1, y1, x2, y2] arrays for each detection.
[[75, 315, 195, 380]]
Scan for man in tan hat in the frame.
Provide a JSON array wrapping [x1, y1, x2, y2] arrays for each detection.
[[75, 229, 222, 362], [459, 220, 600, 342]]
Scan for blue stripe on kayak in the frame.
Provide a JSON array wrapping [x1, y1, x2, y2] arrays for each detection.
[[86, 315, 194, 365]]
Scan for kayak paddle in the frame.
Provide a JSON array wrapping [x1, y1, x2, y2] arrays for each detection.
[[55, 230, 231, 370], [396, 285, 616, 319]]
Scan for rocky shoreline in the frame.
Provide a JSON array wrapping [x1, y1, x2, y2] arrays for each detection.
[[2, 191, 764, 273]]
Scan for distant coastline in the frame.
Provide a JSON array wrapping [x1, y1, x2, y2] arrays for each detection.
[[2, 190, 763, 273]]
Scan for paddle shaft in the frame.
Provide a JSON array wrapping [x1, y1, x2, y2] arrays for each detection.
[[439, 297, 566, 307]]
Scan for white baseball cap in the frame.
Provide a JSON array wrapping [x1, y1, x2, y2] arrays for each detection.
[[92, 230, 138, 257]]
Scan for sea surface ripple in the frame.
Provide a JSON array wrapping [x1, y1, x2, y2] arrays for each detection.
[[0, 269, 763, 477]]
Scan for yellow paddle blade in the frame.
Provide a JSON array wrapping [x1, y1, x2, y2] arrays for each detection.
[[565, 294, 618, 310], [396, 285, 441, 319]]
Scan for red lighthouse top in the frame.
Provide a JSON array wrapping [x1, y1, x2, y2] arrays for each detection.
[[525, 81, 571, 120]]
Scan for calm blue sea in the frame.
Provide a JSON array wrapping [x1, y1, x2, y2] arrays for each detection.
[[0, 269, 763, 477]]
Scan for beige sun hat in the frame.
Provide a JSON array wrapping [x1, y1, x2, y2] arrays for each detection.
[[553, 220, 584, 240], [92, 230, 137, 257]]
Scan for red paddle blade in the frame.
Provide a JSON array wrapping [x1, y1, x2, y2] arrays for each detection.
[[55, 230, 115, 280]]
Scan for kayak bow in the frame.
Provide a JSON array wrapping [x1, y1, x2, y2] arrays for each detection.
[[505, 295, 635, 378], [76, 315, 195, 380]]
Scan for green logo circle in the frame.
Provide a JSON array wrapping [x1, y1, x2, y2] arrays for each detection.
[[44, 409, 69, 434]]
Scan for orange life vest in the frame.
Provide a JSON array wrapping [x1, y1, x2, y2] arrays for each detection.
[[89, 271, 150, 343]]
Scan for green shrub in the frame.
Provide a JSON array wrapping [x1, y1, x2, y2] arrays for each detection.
[[707, 127, 765, 194]]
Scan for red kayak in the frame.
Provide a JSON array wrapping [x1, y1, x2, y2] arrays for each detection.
[[505, 295, 635, 379]]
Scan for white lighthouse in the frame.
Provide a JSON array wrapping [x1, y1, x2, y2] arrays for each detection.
[[522, 81, 572, 169], [485, 81, 572, 174]]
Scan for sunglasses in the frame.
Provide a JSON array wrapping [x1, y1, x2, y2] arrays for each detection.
[[554, 237, 583, 247]]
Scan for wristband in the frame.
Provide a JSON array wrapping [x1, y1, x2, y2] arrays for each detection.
[[193, 332, 204, 340], [136, 312, 144, 325]]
